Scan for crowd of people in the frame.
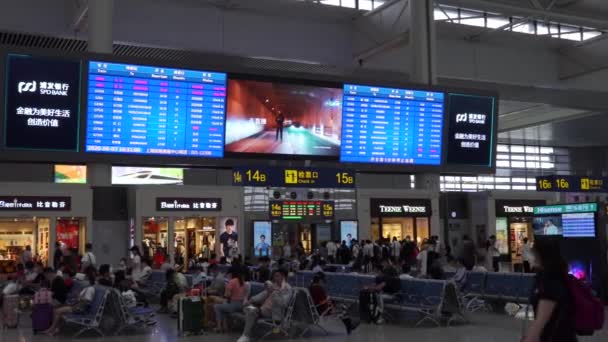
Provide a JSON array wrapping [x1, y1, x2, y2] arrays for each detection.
[[0, 233, 585, 341]]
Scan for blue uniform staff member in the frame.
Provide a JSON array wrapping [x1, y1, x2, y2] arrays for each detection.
[[220, 219, 238, 258], [255, 234, 270, 257]]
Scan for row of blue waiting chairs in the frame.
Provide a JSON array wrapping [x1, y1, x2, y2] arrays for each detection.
[[294, 271, 463, 327]]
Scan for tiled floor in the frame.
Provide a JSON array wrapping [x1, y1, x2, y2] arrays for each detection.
[[1, 311, 606, 342]]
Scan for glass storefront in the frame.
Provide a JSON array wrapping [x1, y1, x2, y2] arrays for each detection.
[[0, 217, 54, 269]]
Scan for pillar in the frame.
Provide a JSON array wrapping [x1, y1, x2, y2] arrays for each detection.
[[168, 217, 176, 266], [409, 0, 436, 85], [88, 0, 114, 54], [410, 0, 442, 241]]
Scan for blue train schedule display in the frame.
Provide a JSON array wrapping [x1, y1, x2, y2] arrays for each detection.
[[85, 61, 227, 157], [340, 84, 444, 165]]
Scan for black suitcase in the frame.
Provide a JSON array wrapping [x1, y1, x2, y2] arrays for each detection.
[[177, 296, 205, 336], [358, 290, 379, 323]]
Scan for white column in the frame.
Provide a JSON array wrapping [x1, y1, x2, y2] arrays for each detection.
[[409, 0, 436, 85], [410, 0, 442, 241], [87, 0, 114, 186], [49, 217, 56, 267], [168, 217, 175, 266], [88, 0, 114, 54]]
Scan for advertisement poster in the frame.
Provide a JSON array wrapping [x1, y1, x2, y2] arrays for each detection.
[[495, 217, 509, 255], [54, 165, 87, 184], [56, 220, 79, 249], [340, 221, 358, 248], [219, 217, 238, 258], [253, 221, 272, 257]]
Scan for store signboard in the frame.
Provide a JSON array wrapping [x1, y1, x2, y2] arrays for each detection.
[[534, 203, 597, 215], [495, 200, 546, 217], [536, 175, 605, 192], [269, 200, 334, 221], [232, 166, 355, 188], [370, 198, 432, 217], [156, 198, 222, 211], [0, 196, 71, 211]]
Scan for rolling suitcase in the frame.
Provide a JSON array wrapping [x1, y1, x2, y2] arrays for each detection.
[[32, 303, 53, 333], [2, 294, 20, 328], [177, 296, 205, 336]]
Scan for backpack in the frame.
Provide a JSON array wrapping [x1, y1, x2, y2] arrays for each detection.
[[567, 275, 604, 335]]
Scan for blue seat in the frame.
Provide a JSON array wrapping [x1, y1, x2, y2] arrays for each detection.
[[249, 282, 265, 297], [517, 274, 535, 302], [464, 272, 486, 296], [64, 286, 109, 337], [483, 273, 504, 299]]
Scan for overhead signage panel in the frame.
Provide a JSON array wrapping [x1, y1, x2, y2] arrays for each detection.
[[232, 166, 355, 188], [536, 175, 606, 192]]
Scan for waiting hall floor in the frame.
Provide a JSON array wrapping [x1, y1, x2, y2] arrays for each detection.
[[1, 311, 607, 342]]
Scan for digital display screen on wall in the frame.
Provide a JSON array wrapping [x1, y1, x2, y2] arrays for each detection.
[[445, 93, 496, 167], [340, 84, 444, 165], [225, 79, 343, 157], [85, 61, 227, 157], [253, 221, 272, 257], [562, 212, 595, 238], [54, 165, 87, 184], [112, 166, 184, 185], [4, 54, 81, 151]]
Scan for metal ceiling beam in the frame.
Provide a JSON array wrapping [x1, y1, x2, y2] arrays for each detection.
[[437, 0, 608, 29]]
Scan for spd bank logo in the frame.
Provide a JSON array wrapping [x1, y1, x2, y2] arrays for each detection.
[[455, 113, 468, 123], [17, 80, 69, 96], [18, 81, 37, 94]]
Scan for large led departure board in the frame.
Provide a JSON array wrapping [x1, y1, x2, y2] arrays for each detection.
[[340, 84, 444, 165], [85, 61, 227, 157]]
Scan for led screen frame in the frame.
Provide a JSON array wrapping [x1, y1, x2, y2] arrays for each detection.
[[0, 47, 499, 174]]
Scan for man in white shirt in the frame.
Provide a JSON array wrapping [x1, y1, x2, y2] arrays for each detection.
[[283, 243, 292, 259], [81, 243, 96, 272], [390, 237, 401, 262], [521, 238, 533, 273], [416, 244, 429, 277], [326, 241, 337, 263]]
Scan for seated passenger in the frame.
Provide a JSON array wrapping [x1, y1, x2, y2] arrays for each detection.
[[237, 269, 293, 342], [157, 269, 182, 314], [308, 273, 358, 335], [44, 268, 69, 306], [257, 257, 271, 283], [191, 266, 206, 288], [133, 259, 153, 286], [42, 270, 96, 336], [363, 261, 400, 324], [97, 264, 113, 287], [206, 264, 226, 296], [213, 267, 246, 333]]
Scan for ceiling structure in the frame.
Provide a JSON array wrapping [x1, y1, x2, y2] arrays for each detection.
[[0, 0, 607, 148]]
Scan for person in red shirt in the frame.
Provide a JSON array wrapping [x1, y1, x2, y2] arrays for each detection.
[[308, 273, 358, 335]]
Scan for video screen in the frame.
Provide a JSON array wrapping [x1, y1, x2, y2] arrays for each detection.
[[225, 79, 343, 157], [253, 221, 272, 257], [533, 216, 563, 236]]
